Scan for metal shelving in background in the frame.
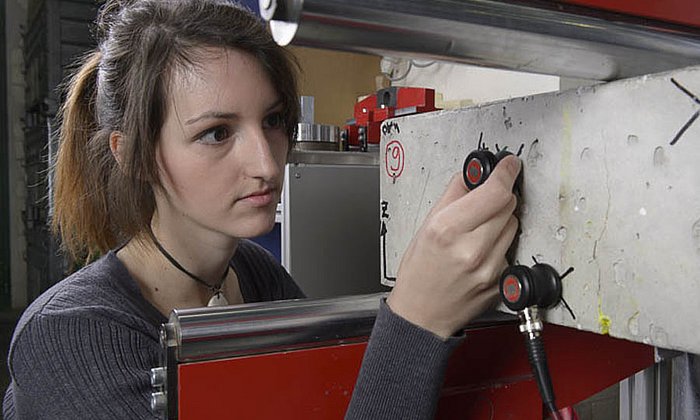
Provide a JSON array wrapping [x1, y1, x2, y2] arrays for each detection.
[[22, 0, 96, 300]]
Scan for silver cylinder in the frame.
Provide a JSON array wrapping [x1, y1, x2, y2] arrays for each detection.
[[295, 122, 340, 151], [296, 122, 339, 143], [163, 292, 518, 363], [165, 293, 386, 362], [299, 95, 314, 124], [150, 391, 167, 414], [261, 0, 700, 81], [150, 367, 167, 388]]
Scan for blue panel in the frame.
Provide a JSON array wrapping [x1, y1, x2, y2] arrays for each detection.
[[232, 0, 260, 15]]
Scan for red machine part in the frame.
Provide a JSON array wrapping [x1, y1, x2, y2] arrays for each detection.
[[178, 323, 653, 419], [558, 0, 700, 28], [343, 87, 438, 150]]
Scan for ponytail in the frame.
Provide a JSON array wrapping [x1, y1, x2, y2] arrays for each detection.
[[52, 50, 116, 261]]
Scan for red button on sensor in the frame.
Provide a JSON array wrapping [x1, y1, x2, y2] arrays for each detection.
[[503, 275, 522, 303], [466, 159, 483, 185]]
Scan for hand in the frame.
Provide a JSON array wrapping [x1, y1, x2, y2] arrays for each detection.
[[386, 155, 521, 339]]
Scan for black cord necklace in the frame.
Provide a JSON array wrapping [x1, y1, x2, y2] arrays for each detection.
[[150, 234, 230, 307]]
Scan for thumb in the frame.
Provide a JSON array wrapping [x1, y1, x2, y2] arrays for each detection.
[[484, 155, 522, 192]]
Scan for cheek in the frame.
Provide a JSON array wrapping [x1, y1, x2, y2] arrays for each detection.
[[272, 137, 290, 167], [157, 146, 214, 200]]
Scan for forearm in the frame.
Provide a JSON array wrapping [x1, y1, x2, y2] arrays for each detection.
[[346, 300, 464, 420]]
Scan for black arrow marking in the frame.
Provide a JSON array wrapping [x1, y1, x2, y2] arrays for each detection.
[[671, 78, 700, 105], [380, 221, 396, 282], [670, 78, 700, 146]]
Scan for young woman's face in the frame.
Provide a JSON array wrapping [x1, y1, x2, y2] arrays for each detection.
[[155, 48, 288, 241]]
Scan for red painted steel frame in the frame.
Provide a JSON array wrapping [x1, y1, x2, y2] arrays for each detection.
[[178, 323, 653, 419], [557, 0, 700, 28]]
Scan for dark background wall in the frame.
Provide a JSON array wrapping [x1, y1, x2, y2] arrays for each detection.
[[0, 0, 10, 310]]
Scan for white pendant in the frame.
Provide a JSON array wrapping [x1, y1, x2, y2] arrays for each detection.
[[207, 292, 229, 307]]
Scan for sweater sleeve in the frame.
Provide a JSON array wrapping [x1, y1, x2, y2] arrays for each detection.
[[6, 313, 160, 420], [345, 300, 464, 420]]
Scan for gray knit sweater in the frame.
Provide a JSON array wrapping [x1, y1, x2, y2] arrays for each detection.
[[3, 240, 462, 419]]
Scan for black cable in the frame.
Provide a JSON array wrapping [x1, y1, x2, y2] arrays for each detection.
[[524, 334, 558, 419], [548, 408, 563, 420]]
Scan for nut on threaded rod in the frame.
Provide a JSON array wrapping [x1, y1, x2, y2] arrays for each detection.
[[518, 306, 543, 339]]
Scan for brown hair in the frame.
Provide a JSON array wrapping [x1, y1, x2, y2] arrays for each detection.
[[52, 0, 300, 262]]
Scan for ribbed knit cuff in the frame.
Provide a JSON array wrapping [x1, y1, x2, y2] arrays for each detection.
[[345, 299, 465, 419]]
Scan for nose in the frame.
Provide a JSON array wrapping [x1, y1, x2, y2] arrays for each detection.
[[241, 125, 283, 181]]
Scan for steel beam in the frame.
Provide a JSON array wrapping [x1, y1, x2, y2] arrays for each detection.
[[261, 0, 700, 81]]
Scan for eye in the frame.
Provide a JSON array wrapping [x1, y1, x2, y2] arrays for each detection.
[[263, 112, 284, 130], [197, 125, 231, 145]]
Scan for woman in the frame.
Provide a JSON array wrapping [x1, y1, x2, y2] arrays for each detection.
[[3, 0, 520, 418]]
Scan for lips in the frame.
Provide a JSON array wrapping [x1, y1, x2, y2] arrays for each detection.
[[239, 188, 277, 207]]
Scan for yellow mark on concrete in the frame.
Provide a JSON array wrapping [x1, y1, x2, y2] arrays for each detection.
[[599, 313, 612, 335], [598, 299, 611, 335]]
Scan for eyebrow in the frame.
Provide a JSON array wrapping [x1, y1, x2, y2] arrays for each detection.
[[184, 100, 284, 126], [185, 111, 237, 125]]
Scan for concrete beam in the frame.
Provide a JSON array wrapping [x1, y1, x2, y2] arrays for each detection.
[[380, 65, 700, 353]]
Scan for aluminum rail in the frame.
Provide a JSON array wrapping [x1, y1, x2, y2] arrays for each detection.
[[161, 292, 517, 363], [162, 293, 385, 362], [259, 0, 700, 81]]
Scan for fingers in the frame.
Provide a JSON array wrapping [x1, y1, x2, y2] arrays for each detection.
[[455, 216, 519, 325], [458, 196, 517, 254], [441, 156, 521, 232], [429, 155, 521, 221], [474, 215, 520, 284]]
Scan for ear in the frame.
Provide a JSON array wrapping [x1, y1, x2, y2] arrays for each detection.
[[109, 131, 124, 166]]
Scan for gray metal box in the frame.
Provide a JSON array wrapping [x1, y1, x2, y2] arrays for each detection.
[[282, 150, 388, 298]]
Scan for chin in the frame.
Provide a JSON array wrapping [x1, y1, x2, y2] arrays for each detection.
[[232, 215, 277, 239]]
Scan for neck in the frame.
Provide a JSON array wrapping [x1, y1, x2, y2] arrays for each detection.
[[116, 214, 242, 315], [150, 213, 239, 285], [150, 232, 229, 291]]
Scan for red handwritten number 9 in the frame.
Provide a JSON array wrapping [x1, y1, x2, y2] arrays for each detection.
[[385, 140, 405, 180], [391, 147, 401, 171]]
